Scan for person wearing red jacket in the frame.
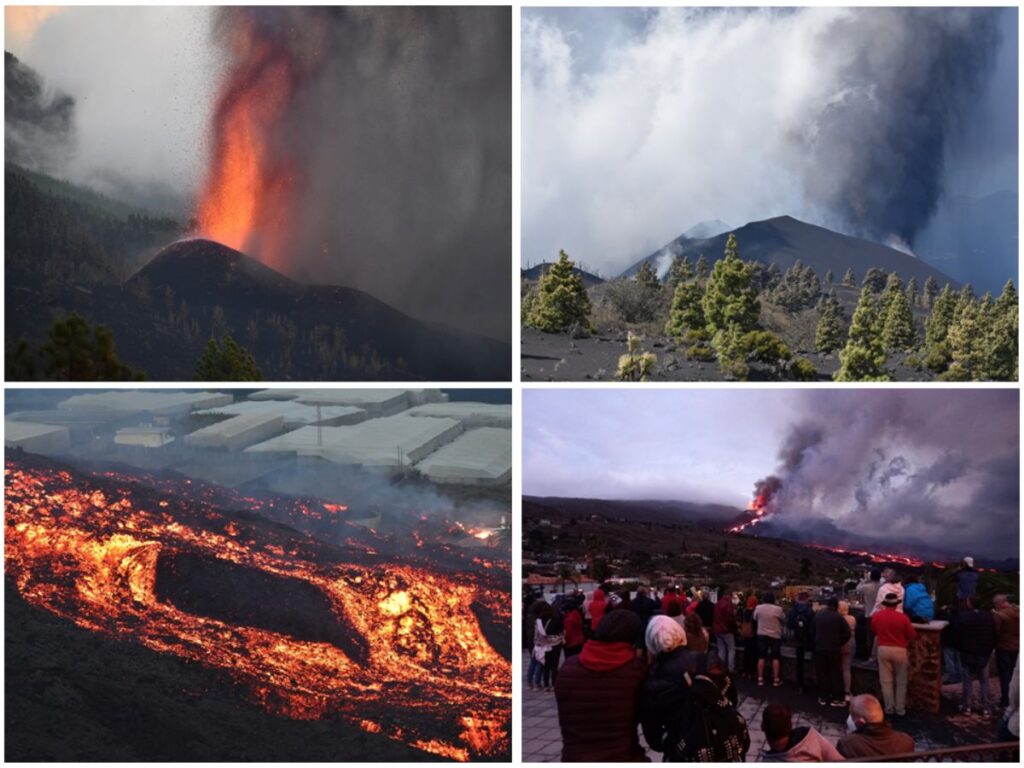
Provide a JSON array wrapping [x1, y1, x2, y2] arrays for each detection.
[[870, 592, 917, 716], [588, 588, 607, 635], [555, 610, 648, 762], [563, 601, 585, 658], [713, 593, 739, 673]]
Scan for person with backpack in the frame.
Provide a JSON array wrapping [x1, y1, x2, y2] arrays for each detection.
[[788, 592, 815, 693], [902, 576, 934, 623], [641, 616, 750, 762]]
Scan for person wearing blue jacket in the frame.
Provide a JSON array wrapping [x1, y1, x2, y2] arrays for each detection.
[[903, 577, 934, 623]]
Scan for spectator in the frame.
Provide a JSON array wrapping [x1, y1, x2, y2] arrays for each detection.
[[684, 612, 710, 653], [836, 694, 914, 758], [588, 588, 607, 635], [741, 594, 759, 681], [998, 657, 1019, 742], [992, 594, 1019, 710], [525, 591, 545, 651], [554, 610, 648, 762], [661, 586, 679, 614], [563, 600, 585, 659], [666, 598, 687, 631], [873, 569, 904, 614], [870, 592, 916, 717], [754, 592, 786, 687], [714, 592, 739, 673], [938, 602, 962, 685], [788, 592, 815, 693], [856, 569, 882, 661], [697, 593, 715, 633], [814, 597, 851, 707], [838, 601, 857, 701], [528, 601, 558, 691], [956, 557, 979, 602], [760, 703, 843, 762], [902, 576, 934, 623], [958, 595, 996, 716], [631, 586, 658, 629], [641, 616, 750, 762]]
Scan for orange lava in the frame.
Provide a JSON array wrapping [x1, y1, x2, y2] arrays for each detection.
[[4, 459, 510, 760], [196, 15, 296, 269]]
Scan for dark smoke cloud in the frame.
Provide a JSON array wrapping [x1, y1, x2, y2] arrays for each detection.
[[4, 51, 75, 174], [799, 7, 1002, 244], [759, 390, 1019, 561], [215, 6, 511, 342]]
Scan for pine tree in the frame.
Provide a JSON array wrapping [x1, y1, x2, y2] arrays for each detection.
[[635, 259, 660, 288], [923, 276, 939, 308], [695, 254, 710, 281], [666, 255, 694, 288], [766, 262, 783, 290], [925, 284, 957, 347], [702, 234, 760, 337], [815, 297, 844, 354], [862, 267, 887, 293], [882, 286, 917, 351], [526, 250, 593, 333], [39, 313, 144, 381], [841, 268, 856, 288], [824, 269, 833, 285], [944, 300, 987, 381], [664, 280, 706, 337], [194, 335, 262, 381], [994, 279, 1017, 317], [983, 301, 1018, 381], [834, 287, 889, 381], [905, 276, 918, 307]]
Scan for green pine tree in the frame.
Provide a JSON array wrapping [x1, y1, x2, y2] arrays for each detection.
[[193, 335, 262, 381], [841, 268, 856, 288], [526, 250, 593, 333], [881, 286, 917, 351], [634, 259, 660, 288], [925, 284, 957, 347], [983, 301, 1018, 381], [834, 287, 889, 381], [815, 297, 844, 354], [39, 313, 144, 381], [923, 276, 939, 308], [702, 234, 760, 336], [664, 280, 706, 337], [905, 277, 918, 307], [862, 267, 887, 293], [824, 269, 834, 285], [666, 255, 694, 288], [943, 300, 988, 381], [695, 254, 710, 281]]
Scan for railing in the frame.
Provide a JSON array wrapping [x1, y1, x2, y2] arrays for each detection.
[[848, 741, 1019, 762]]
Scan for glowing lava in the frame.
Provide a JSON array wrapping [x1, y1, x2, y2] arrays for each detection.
[[4, 456, 510, 761], [196, 13, 298, 269]]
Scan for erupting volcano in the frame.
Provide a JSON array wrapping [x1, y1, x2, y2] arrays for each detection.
[[196, 12, 300, 270], [5, 452, 511, 761], [727, 476, 781, 533]]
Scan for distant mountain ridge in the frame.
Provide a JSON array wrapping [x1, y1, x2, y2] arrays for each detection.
[[620, 215, 960, 288], [521, 262, 605, 287]]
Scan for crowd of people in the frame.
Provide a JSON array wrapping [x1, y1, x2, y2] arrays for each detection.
[[524, 561, 1019, 762]]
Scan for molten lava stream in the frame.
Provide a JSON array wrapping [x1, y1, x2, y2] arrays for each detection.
[[4, 459, 511, 760]]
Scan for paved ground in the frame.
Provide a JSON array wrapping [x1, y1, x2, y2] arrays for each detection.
[[522, 653, 1007, 762]]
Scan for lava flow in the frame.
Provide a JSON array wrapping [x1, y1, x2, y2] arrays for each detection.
[[4, 454, 511, 761], [728, 491, 772, 533], [196, 11, 299, 269]]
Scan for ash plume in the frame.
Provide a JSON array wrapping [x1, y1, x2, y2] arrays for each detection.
[[522, 7, 1015, 275], [207, 6, 511, 341], [755, 390, 1019, 560], [4, 51, 75, 174]]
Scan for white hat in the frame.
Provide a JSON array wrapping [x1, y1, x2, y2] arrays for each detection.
[[964, 557, 975, 567]]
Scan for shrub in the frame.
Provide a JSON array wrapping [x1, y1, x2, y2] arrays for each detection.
[[617, 332, 656, 381], [789, 357, 818, 381]]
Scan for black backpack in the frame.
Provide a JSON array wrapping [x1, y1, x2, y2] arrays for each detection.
[[663, 676, 750, 762]]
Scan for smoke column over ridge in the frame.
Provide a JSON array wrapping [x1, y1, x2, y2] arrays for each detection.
[[201, 6, 511, 341], [754, 390, 1019, 560], [523, 6, 1015, 274]]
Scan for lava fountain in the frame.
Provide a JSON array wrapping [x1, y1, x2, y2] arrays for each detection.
[[4, 454, 511, 760], [196, 11, 300, 270]]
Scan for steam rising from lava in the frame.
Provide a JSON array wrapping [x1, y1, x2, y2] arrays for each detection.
[[5, 455, 511, 760]]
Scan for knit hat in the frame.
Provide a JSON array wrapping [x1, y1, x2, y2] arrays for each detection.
[[594, 608, 641, 643], [645, 615, 687, 656]]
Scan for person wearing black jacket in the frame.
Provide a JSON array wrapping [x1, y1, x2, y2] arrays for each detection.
[[957, 595, 996, 715], [788, 592, 815, 693], [814, 597, 852, 707]]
